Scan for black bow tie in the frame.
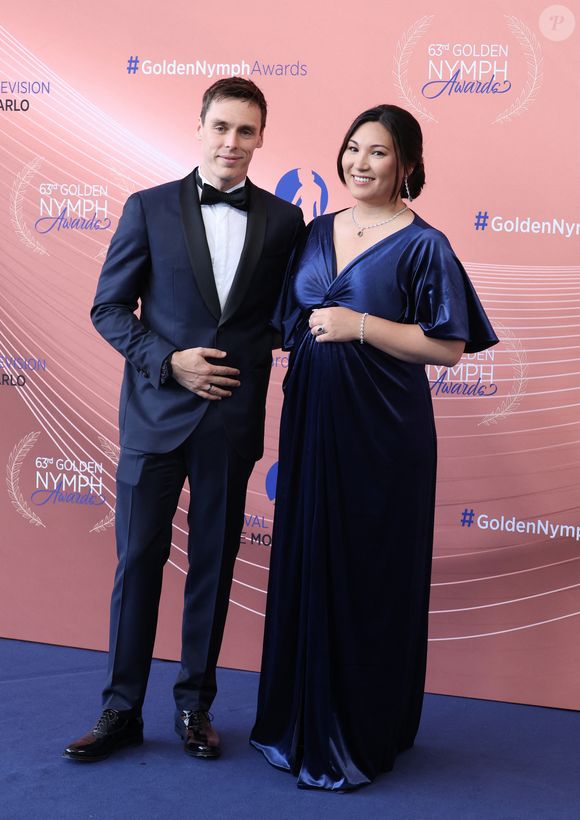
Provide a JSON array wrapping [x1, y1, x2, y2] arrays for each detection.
[[197, 172, 249, 211]]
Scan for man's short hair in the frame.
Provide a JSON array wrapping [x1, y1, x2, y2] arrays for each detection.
[[200, 77, 267, 131]]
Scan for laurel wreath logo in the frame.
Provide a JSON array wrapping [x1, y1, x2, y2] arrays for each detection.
[[90, 507, 116, 533], [393, 15, 437, 123], [6, 432, 45, 527], [10, 158, 48, 255], [6, 431, 120, 532], [89, 435, 120, 533], [479, 323, 528, 426], [393, 14, 542, 126], [494, 16, 543, 125]]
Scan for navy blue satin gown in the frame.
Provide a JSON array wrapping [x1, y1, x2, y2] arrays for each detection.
[[251, 213, 498, 791]]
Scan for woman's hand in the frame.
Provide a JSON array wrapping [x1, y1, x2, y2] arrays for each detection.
[[309, 308, 465, 365], [309, 307, 361, 343]]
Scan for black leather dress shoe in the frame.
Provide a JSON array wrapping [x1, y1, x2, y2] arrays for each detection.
[[175, 710, 221, 758], [63, 709, 143, 762]]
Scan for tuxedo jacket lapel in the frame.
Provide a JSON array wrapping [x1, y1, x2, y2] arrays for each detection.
[[219, 181, 267, 326], [179, 172, 222, 321]]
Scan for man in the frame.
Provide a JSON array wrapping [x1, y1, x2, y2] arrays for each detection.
[[64, 77, 304, 762]]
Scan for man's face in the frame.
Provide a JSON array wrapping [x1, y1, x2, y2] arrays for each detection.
[[197, 97, 264, 190]]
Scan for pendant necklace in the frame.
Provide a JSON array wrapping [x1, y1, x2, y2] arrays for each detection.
[[351, 204, 408, 238]]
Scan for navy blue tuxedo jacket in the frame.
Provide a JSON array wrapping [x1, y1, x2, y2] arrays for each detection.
[[91, 170, 304, 461]]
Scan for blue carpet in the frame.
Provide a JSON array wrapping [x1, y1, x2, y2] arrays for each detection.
[[0, 639, 578, 819]]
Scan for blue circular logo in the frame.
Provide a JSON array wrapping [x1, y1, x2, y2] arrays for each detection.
[[265, 462, 278, 502], [275, 168, 328, 219]]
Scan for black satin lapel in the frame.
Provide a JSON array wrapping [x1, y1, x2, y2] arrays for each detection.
[[219, 181, 267, 326], [179, 172, 221, 320]]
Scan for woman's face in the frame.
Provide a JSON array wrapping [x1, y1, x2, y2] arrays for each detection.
[[341, 121, 401, 206]]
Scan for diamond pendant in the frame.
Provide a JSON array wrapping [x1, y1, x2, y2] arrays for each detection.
[[357, 229, 364, 237]]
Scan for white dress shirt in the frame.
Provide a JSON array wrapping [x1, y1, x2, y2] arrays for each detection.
[[197, 171, 248, 311]]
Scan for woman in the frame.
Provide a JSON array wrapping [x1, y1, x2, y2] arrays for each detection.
[[250, 105, 498, 791]]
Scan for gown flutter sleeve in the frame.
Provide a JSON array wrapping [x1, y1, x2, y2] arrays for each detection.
[[409, 229, 499, 354]]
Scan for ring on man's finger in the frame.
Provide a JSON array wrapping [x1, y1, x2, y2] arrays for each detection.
[[316, 325, 326, 335], [207, 384, 214, 393]]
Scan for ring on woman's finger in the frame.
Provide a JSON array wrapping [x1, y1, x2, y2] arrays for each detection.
[[316, 325, 326, 335]]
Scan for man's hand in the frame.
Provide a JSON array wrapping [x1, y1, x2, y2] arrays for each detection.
[[170, 348, 241, 400]]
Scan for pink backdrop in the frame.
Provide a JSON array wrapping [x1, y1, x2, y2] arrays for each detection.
[[1, 1, 579, 709]]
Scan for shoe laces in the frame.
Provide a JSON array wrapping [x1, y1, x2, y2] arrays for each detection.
[[94, 709, 119, 734], [183, 709, 214, 727]]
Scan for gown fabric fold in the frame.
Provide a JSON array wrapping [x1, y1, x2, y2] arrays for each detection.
[[250, 213, 498, 791]]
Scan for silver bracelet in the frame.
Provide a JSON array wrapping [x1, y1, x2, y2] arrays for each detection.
[[359, 312, 369, 345]]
